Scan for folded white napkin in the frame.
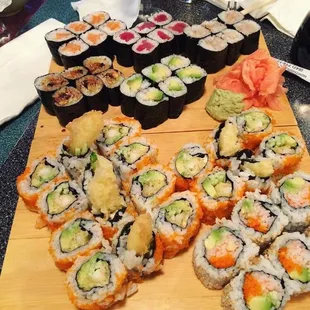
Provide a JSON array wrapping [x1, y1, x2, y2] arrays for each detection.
[[71, 0, 140, 28], [0, 18, 64, 126], [0, 0, 12, 13]]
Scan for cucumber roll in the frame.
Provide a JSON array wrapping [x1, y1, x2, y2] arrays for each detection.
[[154, 191, 202, 258], [148, 11, 172, 26], [193, 220, 259, 289], [80, 29, 108, 57], [231, 192, 288, 248], [202, 20, 227, 35], [160, 54, 191, 72], [65, 21, 92, 36], [49, 211, 103, 270], [147, 28, 175, 59], [83, 55, 112, 75], [61, 66, 88, 87], [164, 21, 189, 54], [142, 63, 172, 85], [217, 10, 244, 28], [134, 21, 156, 36], [82, 11, 110, 28]]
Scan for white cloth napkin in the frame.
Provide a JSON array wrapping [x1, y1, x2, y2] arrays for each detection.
[[71, 0, 140, 28], [0, 18, 64, 126], [0, 0, 12, 12]]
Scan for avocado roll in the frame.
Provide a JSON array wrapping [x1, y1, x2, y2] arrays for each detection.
[[202, 20, 227, 35], [61, 66, 88, 87], [160, 54, 191, 72], [218, 10, 244, 28], [34, 73, 69, 115], [193, 220, 259, 289], [164, 21, 189, 54], [80, 29, 109, 57], [49, 211, 103, 270], [65, 21, 92, 36], [147, 28, 174, 58], [158, 76, 187, 119], [135, 87, 169, 129], [134, 21, 156, 36], [176, 65, 207, 104], [155, 191, 202, 259], [82, 11, 110, 28], [192, 167, 245, 225], [83, 55, 112, 75], [142, 63, 172, 85], [120, 74, 151, 117], [148, 11, 172, 26], [45, 28, 76, 66]]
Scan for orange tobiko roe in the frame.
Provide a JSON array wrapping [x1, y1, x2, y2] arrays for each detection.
[[243, 273, 263, 302], [278, 247, 303, 274], [246, 217, 269, 233], [208, 253, 235, 268]]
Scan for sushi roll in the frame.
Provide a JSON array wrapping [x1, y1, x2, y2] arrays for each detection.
[[16, 155, 68, 212], [49, 211, 103, 270], [184, 25, 210, 63], [201, 20, 227, 35], [234, 20, 261, 55], [257, 132, 305, 175], [192, 167, 245, 225], [34, 73, 69, 115], [52, 86, 88, 126], [98, 69, 124, 106], [58, 39, 90, 69], [197, 36, 228, 74], [113, 30, 141, 67], [141, 63, 172, 85], [120, 74, 151, 117], [127, 164, 176, 213], [45, 28, 75, 66], [96, 116, 142, 157], [154, 191, 202, 258], [82, 11, 110, 28], [134, 87, 169, 130], [132, 38, 159, 73], [65, 21, 92, 36], [158, 76, 187, 119], [231, 192, 289, 248], [217, 29, 244, 66], [147, 28, 174, 59], [160, 54, 191, 72], [217, 10, 244, 28], [164, 20, 189, 54], [148, 11, 173, 26], [80, 29, 109, 57], [265, 232, 310, 295], [37, 180, 88, 230], [169, 143, 213, 191], [193, 219, 259, 289], [83, 55, 112, 75], [176, 65, 207, 104], [221, 257, 291, 310], [61, 66, 88, 87], [133, 21, 156, 36]]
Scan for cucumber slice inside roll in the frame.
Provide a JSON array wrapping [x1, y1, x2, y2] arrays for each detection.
[[238, 111, 271, 133], [31, 159, 59, 188]]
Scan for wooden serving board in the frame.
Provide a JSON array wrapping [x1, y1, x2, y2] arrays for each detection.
[[0, 33, 309, 310]]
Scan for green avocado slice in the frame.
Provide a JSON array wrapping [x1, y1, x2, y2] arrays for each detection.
[[31, 160, 59, 188], [138, 170, 167, 198], [240, 111, 270, 133], [204, 227, 227, 250], [127, 75, 143, 92], [202, 171, 232, 199], [164, 199, 193, 228], [117, 143, 149, 164], [103, 124, 130, 146], [289, 268, 310, 283], [247, 296, 273, 310], [282, 177, 306, 194], [168, 56, 183, 67], [241, 198, 254, 213], [177, 67, 202, 80]]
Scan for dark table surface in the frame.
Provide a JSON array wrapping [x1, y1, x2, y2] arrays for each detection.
[[0, 0, 309, 272]]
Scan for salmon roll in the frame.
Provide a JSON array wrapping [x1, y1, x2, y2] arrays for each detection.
[[154, 191, 202, 258], [231, 192, 288, 248], [192, 168, 245, 225], [49, 211, 103, 270], [169, 143, 214, 192], [80, 29, 108, 57], [65, 21, 92, 36], [82, 11, 110, 28], [193, 220, 259, 289], [17, 156, 68, 212]]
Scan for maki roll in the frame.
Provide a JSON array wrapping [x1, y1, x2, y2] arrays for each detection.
[[45, 28, 75, 66], [217, 10, 244, 28], [80, 29, 108, 57], [231, 192, 289, 248], [98, 69, 124, 106], [141, 63, 172, 85], [234, 20, 261, 55], [17, 155, 68, 212], [52, 86, 88, 126], [164, 21, 189, 54], [147, 28, 174, 58], [202, 20, 227, 35], [158, 76, 187, 119], [127, 164, 176, 213], [34, 73, 69, 115], [192, 167, 245, 225], [184, 25, 210, 63], [82, 11, 110, 28], [113, 30, 141, 67], [217, 29, 244, 65], [61, 66, 88, 87], [83, 55, 112, 75], [193, 220, 259, 289], [135, 87, 169, 129], [148, 11, 173, 26], [58, 39, 90, 69], [197, 36, 228, 74], [76, 75, 109, 112], [65, 21, 92, 36], [134, 21, 156, 36], [154, 191, 202, 258], [176, 65, 207, 104], [120, 74, 151, 117], [160, 54, 191, 72], [49, 211, 103, 270], [168, 143, 213, 191], [132, 38, 159, 73]]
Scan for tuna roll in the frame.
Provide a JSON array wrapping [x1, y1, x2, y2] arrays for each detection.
[[82, 11, 110, 28], [134, 21, 156, 36], [202, 20, 227, 34], [147, 28, 174, 58], [218, 10, 244, 28], [164, 20, 189, 54], [148, 11, 173, 26], [61, 66, 88, 87], [80, 29, 108, 57], [83, 55, 112, 75], [65, 21, 92, 36]]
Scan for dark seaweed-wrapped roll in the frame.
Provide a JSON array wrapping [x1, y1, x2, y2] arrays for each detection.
[[176, 65, 207, 104], [34, 73, 69, 115], [147, 28, 174, 58], [120, 74, 151, 117], [61, 66, 88, 87], [164, 21, 189, 54], [159, 76, 187, 119], [234, 20, 261, 55], [45, 28, 75, 66], [148, 11, 173, 26], [142, 63, 172, 86], [197, 36, 228, 74], [58, 39, 90, 69], [113, 30, 141, 67], [98, 69, 124, 106], [184, 25, 210, 63], [53, 86, 87, 126], [134, 21, 156, 36], [76, 75, 109, 112], [65, 21, 92, 36], [201, 20, 227, 34], [82, 11, 110, 28], [218, 29, 244, 65], [80, 29, 109, 57], [135, 87, 169, 129], [161, 54, 191, 72], [217, 10, 244, 28], [132, 38, 159, 73], [83, 55, 112, 75]]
